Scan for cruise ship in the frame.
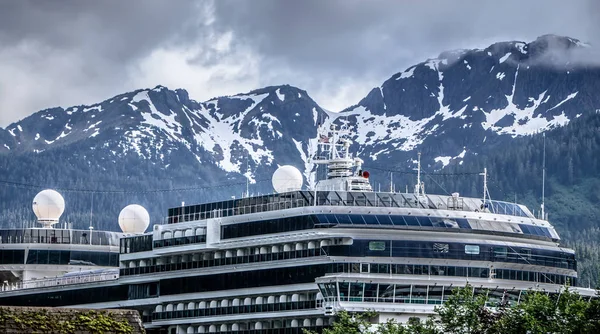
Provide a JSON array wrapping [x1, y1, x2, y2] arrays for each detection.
[[0, 125, 594, 334]]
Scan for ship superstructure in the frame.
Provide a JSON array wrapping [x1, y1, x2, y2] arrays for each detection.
[[0, 189, 124, 290], [0, 125, 594, 334]]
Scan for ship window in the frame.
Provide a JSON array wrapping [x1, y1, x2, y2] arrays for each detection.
[[418, 217, 433, 226], [350, 283, 364, 301], [404, 216, 420, 226], [335, 215, 352, 225], [433, 243, 449, 253], [542, 228, 552, 238], [349, 214, 366, 225], [390, 216, 406, 226], [456, 219, 471, 229], [314, 214, 330, 225], [0, 249, 25, 264], [494, 247, 507, 258], [362, 215, 379, 225], [520, 249, 532, 259], [369, 241, 386, 251], [360, 263, 370, 273], [465, 245, 480, 255], [376, 215, 392, 225]]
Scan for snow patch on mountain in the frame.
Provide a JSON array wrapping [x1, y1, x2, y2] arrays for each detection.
[[276, 88, 285, 101], [434, 156, 451, 167], [397, 66, 416, 80], [499, 53, 511, 63], [192, 93, 274, 179], [546, 92, 578, 113]]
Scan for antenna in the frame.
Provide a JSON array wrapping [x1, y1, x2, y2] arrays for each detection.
[[245, 152, 250, 197], [414, 152, 425, 197], [541, 132, 546, 220], [89, 192, 94, 230], [479, 168, 491, 204]]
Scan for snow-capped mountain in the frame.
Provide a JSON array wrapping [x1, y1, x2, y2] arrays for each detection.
[[1, 85, 329, 186], [0, 35, 598, 192], [340, 34, 599, 170]]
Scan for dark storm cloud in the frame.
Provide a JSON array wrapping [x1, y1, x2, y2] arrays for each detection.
[[0, 0, 598, 126], [0, 0, 201, 61], [0, 0, 207, 126], [212, 0, 600, 79]]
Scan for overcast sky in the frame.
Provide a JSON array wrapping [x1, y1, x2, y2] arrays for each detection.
[[0, 0, 598, 127]]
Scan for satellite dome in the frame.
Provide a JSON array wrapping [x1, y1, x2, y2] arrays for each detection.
[[32, 189, 65, 227], [118, 204, 150, 234], [272, 165, 303, 193]]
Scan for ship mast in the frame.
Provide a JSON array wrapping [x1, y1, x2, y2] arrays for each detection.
[[541, 132, 546, 220], [480, 168, 491, 205], [414, 152, 425, 197], [309, 123, 372, 192]]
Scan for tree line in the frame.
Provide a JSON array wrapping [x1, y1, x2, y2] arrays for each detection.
[[306, 284, 600, 334]]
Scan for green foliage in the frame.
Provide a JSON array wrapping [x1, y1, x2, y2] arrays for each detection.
[[434, 285, 492, 334], [0, 308, 135, 334], [319, 285, 600, 334]]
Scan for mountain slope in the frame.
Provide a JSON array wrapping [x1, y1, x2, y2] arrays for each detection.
[[340, 34, 600, 173]]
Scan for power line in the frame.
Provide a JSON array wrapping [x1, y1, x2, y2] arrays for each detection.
[[0, 178, 271, 195], [365, 164, 482, 176]]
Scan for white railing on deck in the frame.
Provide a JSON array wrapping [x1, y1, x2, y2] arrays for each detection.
[[0, 271, 119, 293]]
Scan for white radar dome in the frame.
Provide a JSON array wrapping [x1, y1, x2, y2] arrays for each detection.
[[118, 204, 150, 234], [32, 189, 65, 227], [272, 165, 303, 193]]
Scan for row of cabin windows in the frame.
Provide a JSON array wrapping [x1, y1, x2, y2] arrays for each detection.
[[153, 293, 317, 321], [329, 240, 576, 270], [320, 282, 568, 307], [167, 191, 314, 224], [220, 214, 552, 240], [120, 238, 575, 276], [158, 262, 576, 297]]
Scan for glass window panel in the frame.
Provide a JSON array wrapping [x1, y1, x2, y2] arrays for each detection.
[[443, 286, 454, 301], [404, 216, 420, 226], [430, 265, 446, 276], [335, 215, 352, 225], [394, 285, 411, 303], [369, 241, 386, 251], [362, 215, 380, 225], [315, 214, 329, 224], [376, 215, 393, 225], [542, 228, 552, 238], [364, 283, 378, 302], [433, 243, 449, 254], [428, 285, 443, 304], [418, 217, 433, 226], [325, 283, 337, 298], [378, 284, 394, 302], [390, 216, 406, 226], [338, 282, 349, 301], [519, 224, 531, 234], [349, 283, 364, 301], [376, 264, 390, 274], [494, 247, 507, 258], [411, 285, 428, 304], [456, 219, 471, 229], [465, 245, 480, 255], [349, 215, 366, 225]]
